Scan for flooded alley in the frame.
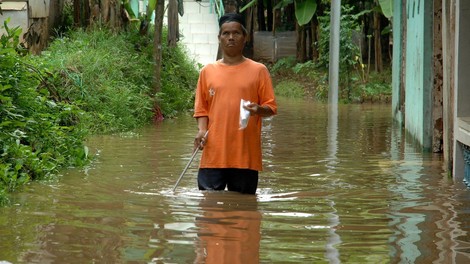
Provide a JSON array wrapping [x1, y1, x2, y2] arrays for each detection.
[[1, 98, 470, 263]]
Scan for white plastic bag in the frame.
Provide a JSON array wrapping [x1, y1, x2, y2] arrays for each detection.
[[239, 99, 251, 130]]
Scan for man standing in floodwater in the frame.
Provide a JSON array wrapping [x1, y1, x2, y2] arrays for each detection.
[[192, 12, 277, 195]]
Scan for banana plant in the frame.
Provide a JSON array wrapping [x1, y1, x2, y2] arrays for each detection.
[[121, 0, 156, 22], [147, 0, 157, 20], [240, 0, 317, 26], [377, 0, 393, 19], [122, 0, 137, 19], [293, 0, 317, 26]]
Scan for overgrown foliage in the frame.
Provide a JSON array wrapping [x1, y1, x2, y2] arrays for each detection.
[[270, 4, 391, 103], [35, 28, 154, 133], [157, 28, 200, 118], [0, 22, 199, 205], [270, 55, 391, 103], [33, 25, 198, 133], [1, 21, 89, 205]]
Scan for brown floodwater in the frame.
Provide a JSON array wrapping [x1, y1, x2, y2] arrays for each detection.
[[1, 98, 470, 263]]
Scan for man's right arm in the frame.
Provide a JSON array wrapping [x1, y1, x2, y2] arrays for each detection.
[[194, 116, 209, 150]]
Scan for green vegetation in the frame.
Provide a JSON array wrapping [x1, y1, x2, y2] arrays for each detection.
[[35, 26, 198, 133], [271, 56, 391, 103], [0, 22, 199, 205], [270, 5, 391, 103], [1, 21, 89, 205]]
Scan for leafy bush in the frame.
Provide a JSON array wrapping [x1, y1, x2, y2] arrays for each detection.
[[350, 68, 392, 102], [270, 56, 297, 75], [157, 29, 200, 118], [33, 28, 155, 133], [34, 26, 199, 132], [1, 21, 89, 205], [269, 4, 391, 103]]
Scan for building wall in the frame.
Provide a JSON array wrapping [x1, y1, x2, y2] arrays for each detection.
[[392, 0, 404, 124], [453, 0, 470, 181], [442, 0, 456, 171], [128, 0, 219, 66], [178, 0, 219, 66], [0, 1, 29, 41], [432, 0, 443, 153], [404, 0, 433, 150], [455, 2, 470, 120]]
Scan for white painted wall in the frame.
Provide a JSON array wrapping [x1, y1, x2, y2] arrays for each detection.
[[130, 0, 220, 66], [0, 2, 29, 41], [178, 0, 219, 66]]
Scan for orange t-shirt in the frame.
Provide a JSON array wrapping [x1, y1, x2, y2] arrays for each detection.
[[193, 59, 277, 171]]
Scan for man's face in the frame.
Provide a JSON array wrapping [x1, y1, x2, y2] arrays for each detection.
[[218, 22, 246, 57]]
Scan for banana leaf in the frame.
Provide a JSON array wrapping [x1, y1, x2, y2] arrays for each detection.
[[378, 0, 393, 18], [295, 0, 317, 26]]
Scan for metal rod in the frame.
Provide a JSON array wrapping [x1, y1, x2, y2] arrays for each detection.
[[172, 131, 208, 192]]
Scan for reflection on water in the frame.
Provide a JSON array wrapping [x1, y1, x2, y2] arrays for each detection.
[[1, 98, 470, 263], [193, 192, 261, 264]]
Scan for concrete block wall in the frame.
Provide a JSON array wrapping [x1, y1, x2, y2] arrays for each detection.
[[179, 0, 220, 66], [130, 0, 219, 66], [404, 0, 433, 151], [0, 1, 29, 41]]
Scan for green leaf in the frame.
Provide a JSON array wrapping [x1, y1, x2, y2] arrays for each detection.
[[0, 84, 12, 92], [295, 0, 317, 26], [240, 0, 257, 13], [122, 1, 137, 19], [274, 0, 293, 10], [378, 0, 393, 18], [147, 0, 157, 20]]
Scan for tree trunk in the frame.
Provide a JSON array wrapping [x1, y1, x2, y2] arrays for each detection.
[[168, 0, 179, 47], [266, 0, 273, 31], [311, 16, 319, 61], [153, 0, 165, 95], [73, 0, 90, 27], [373, 1, 383, 72], [77, 0, 123, 29], [48, 0, 65, 32], [296, 24, 307, 62], [257, 0, 266, 31], [152, 0, 165, 121], [244, 6, 254, 59]]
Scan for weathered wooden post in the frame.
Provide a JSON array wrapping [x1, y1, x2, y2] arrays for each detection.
[[24, 0, 51, 54]]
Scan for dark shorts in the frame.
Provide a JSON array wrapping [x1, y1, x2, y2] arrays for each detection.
[[197, 168, 259, 194]]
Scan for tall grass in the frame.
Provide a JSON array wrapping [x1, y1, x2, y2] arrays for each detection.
[[34, 26, 199, 133], [35, 29, 154, 133]]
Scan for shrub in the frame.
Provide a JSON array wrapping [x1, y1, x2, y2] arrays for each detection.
[[1, 21, 89, 205]]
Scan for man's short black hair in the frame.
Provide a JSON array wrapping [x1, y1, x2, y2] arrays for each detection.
[[219, 13, 245, 28]]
